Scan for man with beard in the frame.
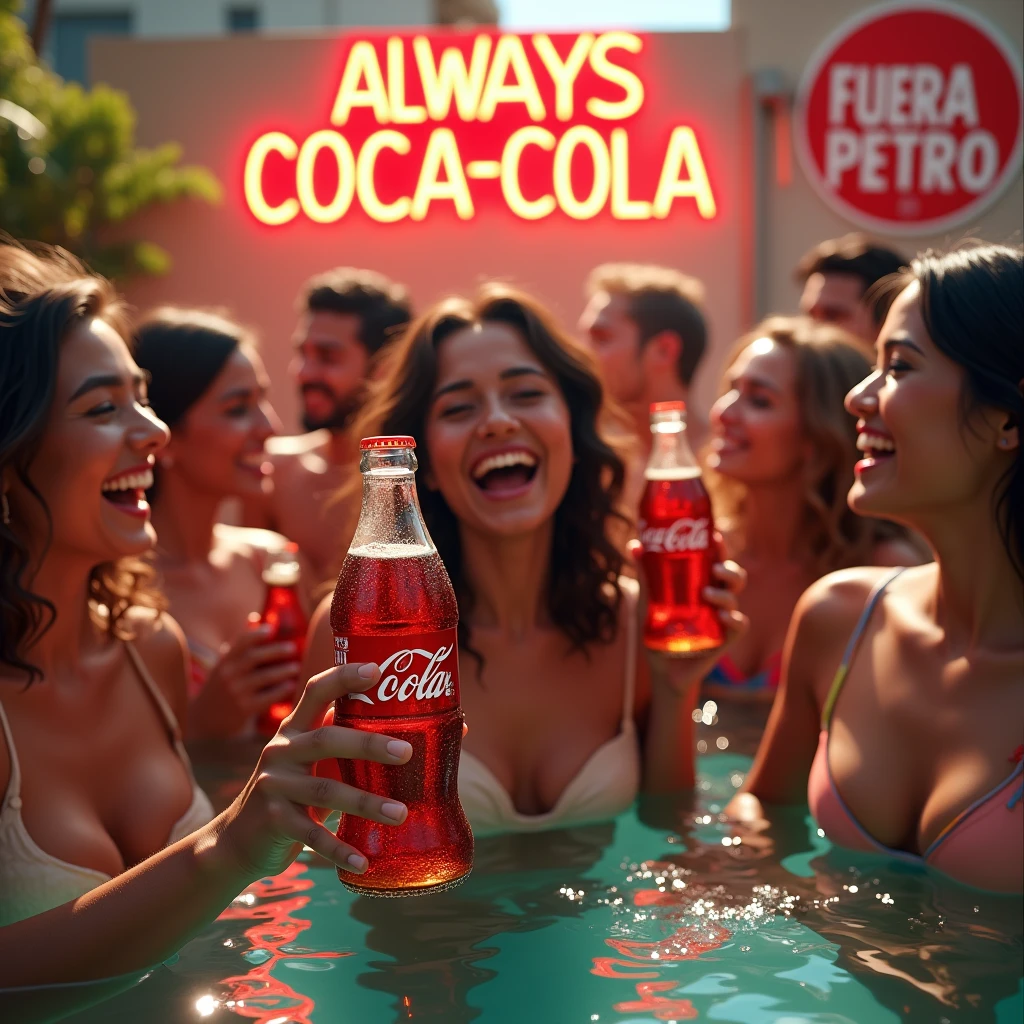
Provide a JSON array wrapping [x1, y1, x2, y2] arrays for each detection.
[[244, 268, 411, 585]]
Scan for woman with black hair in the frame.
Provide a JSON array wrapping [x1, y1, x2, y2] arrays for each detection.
[[134, 308, 305, 739], [304, 284, 748, 833], [731, 243, 1024, 893]]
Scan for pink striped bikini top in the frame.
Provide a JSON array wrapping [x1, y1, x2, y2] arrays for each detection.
[[807, 568, 1023, 893]]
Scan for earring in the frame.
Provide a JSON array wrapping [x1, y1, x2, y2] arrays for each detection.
[[2, 493, 9, 526], [999, 437, 1011, 448]]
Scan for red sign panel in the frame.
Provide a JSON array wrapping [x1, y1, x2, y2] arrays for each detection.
[[795, 2, 1023, 234], [242, 31, 719, 226]]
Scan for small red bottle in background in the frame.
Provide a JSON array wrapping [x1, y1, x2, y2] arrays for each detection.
[[255, 542, 308, 736]]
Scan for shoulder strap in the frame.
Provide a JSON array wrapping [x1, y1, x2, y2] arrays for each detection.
[[620, 576, 640, 725], [0, 698, 21, 804], [123, 640, 185, 747], [820, 566, 906, 730]]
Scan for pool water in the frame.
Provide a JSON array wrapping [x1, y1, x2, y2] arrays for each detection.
[[11, 726, 1024, 1024]]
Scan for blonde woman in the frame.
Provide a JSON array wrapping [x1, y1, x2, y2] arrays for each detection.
[[702, 316, 924, 703]]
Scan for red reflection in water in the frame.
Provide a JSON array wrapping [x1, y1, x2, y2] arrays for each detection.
[[217, 861, 350, 1023], [614, 980, 698, 1019], [592, 873, 731, 1018]]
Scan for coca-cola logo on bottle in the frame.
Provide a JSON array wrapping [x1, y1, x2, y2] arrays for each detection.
[[638, 517, 710, 553]]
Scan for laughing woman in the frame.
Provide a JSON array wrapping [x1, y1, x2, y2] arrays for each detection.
[[730, 244, 1024, 893], [304, 285, 747, 834], [0, 244, 414, 984], [134, 309, 307, 739]]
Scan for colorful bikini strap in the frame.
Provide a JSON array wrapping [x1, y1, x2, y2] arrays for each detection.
[[820, 567, 907, 731]]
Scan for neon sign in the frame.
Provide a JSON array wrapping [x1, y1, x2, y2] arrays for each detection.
[[243, 32, 718, 225]]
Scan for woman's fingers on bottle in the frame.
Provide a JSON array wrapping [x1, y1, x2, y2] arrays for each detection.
[[239, 640, 298, 670], [289, 724, 412, 766], [701, 584, 739, 611], [285, 663, 380, 732], [281, 774, 407, 825], [283, 809, 369, 873], [244, 660, 302, 691], [245, 680, 297, 714], [711, 559, 746, 591]]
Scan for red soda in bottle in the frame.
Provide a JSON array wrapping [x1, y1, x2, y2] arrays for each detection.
[[331, 435, 473, 896], [638, 402, 724, 655], [256, 543, 308, 736]]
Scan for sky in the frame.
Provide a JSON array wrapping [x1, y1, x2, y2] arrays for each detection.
[[497, 0, 731, 32]]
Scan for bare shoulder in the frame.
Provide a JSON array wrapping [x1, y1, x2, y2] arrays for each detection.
[[870, 537, 930, 568], [793, 566, 894, 640], [125, 609, 190, 724], [213, 522, 289, 559], [265, 431, 330, 459]]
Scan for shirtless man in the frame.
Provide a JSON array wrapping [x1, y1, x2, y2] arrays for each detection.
[[244, 268, 411, 587]]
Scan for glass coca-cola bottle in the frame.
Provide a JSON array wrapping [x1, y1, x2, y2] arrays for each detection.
[[331, 435, 473, 896], [638, 401, 724, 655]]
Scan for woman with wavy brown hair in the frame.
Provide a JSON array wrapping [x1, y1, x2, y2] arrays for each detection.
[[304, 284, 747, 835], [701, 315, 924, 704], [0, 242, 417, 985]]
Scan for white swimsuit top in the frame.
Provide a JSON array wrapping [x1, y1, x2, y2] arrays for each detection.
[[458, 577, 641, 836], [0, 642, 215, 927]]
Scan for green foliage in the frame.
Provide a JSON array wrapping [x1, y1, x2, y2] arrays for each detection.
[[0, 0, 220, 278]]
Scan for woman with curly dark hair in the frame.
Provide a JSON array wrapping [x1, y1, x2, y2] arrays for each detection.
[[304, 284, 747, 834], [0, 242, 416, 983], [701, 316, 924, 704]]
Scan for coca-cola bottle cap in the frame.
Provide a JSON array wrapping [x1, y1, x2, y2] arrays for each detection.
[[360, 435, 417, 450], [650, 400, 686, 414]]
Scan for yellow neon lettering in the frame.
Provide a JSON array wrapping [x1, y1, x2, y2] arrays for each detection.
[[610, 128, 651, 220], [387, 37, 426, 124], [413, 35, 491, 121], [501, 126, 556, 220], [552, 125, 610, 220], [478, 35, 546, 123], [330, 40, 390, 125], [652, 126, 716, 219], [532, 33, 593, 121], [411, 128, 474, 220], [356, 130, 411, 222], [244, 132, 299, 225], [586, 32, 644, 120], [296, 130, 356, 223]]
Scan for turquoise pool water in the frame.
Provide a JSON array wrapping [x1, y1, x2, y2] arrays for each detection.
[[8, 727, 1023, 1023]]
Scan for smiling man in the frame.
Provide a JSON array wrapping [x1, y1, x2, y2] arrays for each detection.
[[243, 268, 411, 585]]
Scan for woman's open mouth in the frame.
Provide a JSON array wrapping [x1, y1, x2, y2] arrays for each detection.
[[855, 430, 896, 472], [101, 465, 154, 518], [470, 449, 539, 499]]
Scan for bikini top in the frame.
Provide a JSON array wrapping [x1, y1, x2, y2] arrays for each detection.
[[808, 567, 1023, 893], [458, 577, 642, 836], [0, 642, 215, 927], [704, 650, 782, 698]]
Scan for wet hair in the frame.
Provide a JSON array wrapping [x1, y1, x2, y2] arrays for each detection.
[[300, 267, 412, 358], [795, 233, 907, 326], [706, 315, 911, 573], [877, 243, 1024, 580], [347, 283, 630, 668], [586, 263, 708, 386], [0, 242, 164, 683]]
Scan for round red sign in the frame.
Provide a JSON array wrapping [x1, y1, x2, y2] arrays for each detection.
[[795, 2, 1023, 234]]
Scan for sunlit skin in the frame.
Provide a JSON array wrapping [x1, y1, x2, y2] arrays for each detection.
[[304, 322, 747, 813], [799, 272, 877, 348], [243, 311, 368, 585], [149, 345, 306, 739], [731, 284, 1023, 888], [0, 318, 197, 876]]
